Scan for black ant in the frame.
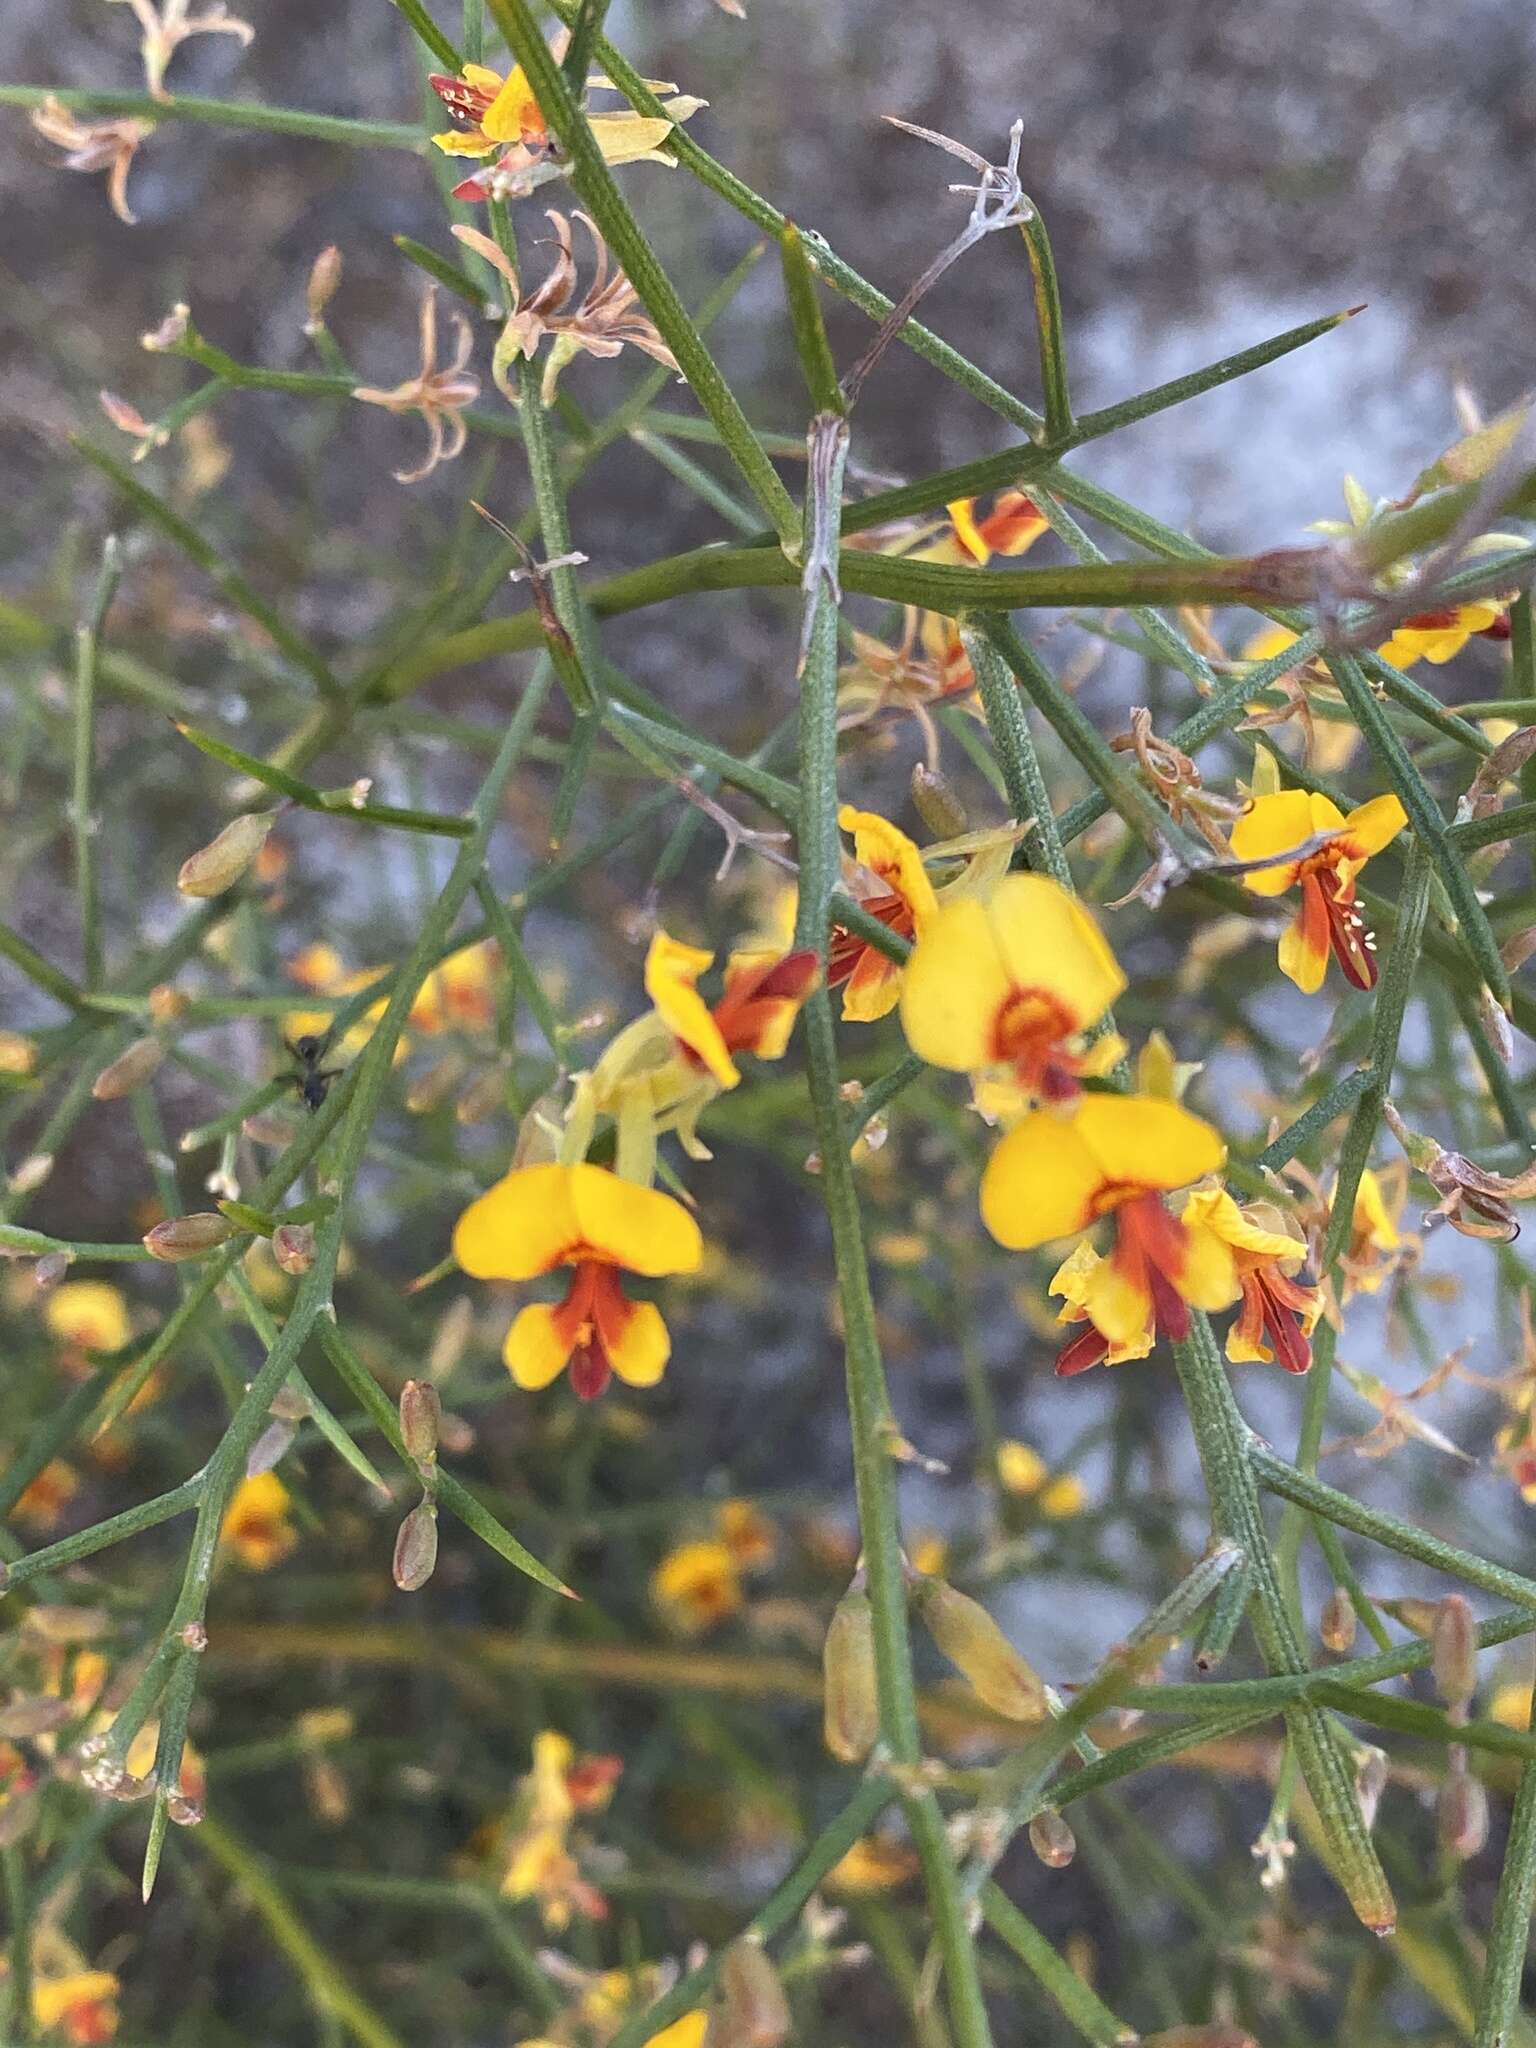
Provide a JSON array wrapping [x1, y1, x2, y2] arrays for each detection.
[[281, 1030, 345, 1114]]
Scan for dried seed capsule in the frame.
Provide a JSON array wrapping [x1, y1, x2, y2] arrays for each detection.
[[305, 244, 343, 329], [1319, 1587, 1357, 1655], [399, 1380, 441, 1464], [176, 811, 276, 898], [1432, 1595, 1478, 1713], [271, 1223, 316, 1276], [1028, 1808, 1076, 1869], [1438, 1769, 1489, 1861], [393, 1501, 438, 1592], [706, 1937, 791, 2048], [910, 762, 969, 840], [913, 1577, 1048, 1724], [822, 1584, 880, 1763], [143, 1212, 235, 1261]]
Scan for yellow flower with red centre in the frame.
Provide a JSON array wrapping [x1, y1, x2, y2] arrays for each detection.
[[44, 1282, 131, 1356], [644, 933, 817, 1090], [428, 54, 699, 203], [829, 807, 939, 1021], [900, 873, 1126, 1103], [715, 1497, 777, 1571], [917, 492, 1048, 568], [31, 1971, 119, 2045], [454, 1161, 702, 1400], [1228, 788, 1408, 993], [1376, 600, 1510, 668], [977, 1093, 1232, 1374], [1182, 1188, 1319, 1375], [220, 1471, 297, 1569], [497, 1730, 616, 1929], [651, 1538, 743, 1634], [826, 1834, 921, 1895], [1336, 1166, 1403, 1295]]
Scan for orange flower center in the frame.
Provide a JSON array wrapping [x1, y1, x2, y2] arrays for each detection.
[[1233, 1259, 1315, 1375], [552, 1259, 631, 1402], [682, 949, 818, 1070], [990, 986, 1081, 1100], [1297, 855, 1378, 990], [1056, 1194, 1191, 1378]]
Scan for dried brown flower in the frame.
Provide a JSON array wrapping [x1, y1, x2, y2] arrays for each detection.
[[30, 99, 152, 225], [353, 288, 481, 484]]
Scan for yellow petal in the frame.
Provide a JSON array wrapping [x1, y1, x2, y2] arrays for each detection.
[[946, 497, 989, 562], [644, 2016, 710, 2048], [45, 1280, 131, 1352], [1341, 792, 1408, 860], [481, 64, 544, 142], [645, 931, 738, 1089], [1075, 1250, 1155, 1346], [899, 892, 1014, 1071], [503, 1303, 573, 1389], [1351, 1168, 1401, 1251], [589, 113, 678, 166], [462, 63, 505, 90], [1182, 1186, 1305, 1265], [996, 1440, 1047, 1494], [982, 1107, 1112, 1249], [1175, 1218, 1240, 1311], [839, 949, 903, 1023], [431, 131, 497, 158], [1230, 789, 1334, 895], [454, 1161, 581, 1280], [987, 875, 1125, 1030], [1242, 624, 1299, 662], [604, 1297, 671, 1386], [1277, 904, 1329, 994], [838, 806, 939, 931], [568, 1163, 704, 1276]]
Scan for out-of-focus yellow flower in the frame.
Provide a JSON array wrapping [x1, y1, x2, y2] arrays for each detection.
[[1038, 1473, 1087, 1518], [30, 1970, 119, 2045], [830, 807, 938, 1023], [826, 1834, 920, 1895], [219, 1471, 297, 1570], [494, 1731, 620, 1930], [409, 940, 500, 1034], [1489, 1682, 1534, 1731], [14, 1461, 80, 1533], [454, 1163, 702, 1400], [909, 1529, 949, 1576], [1182, 1187, 1319, 1376], [44, 1282, 131, 1355], [285, 943, 392, 1061], [0, 1031, 37, 1075], [1377, 600, 1509, 668], [1229, 789, 1407, 993], [652, 1540, 742, 1635], [1335, 1166, 1404, 1297], [427, 48, 701, 203], [900, 873, 1125, 1104], [995, 1440, 1088, 1517], [643, 2017, 709, 2048], [716, 1498, 777, 1572]]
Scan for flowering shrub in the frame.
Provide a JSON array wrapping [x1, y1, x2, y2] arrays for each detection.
[[5, 2, 1536, 2044]]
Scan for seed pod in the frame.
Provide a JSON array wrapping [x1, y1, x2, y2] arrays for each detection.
[[1320, 1587, 1357, 1655], [271, 1223, 316, 1276], [400, 1380, 441, 1464], [176, 811, 276, 898], [1432, 1595, 1478, 1713], [706, 1938, 791, 2048], [92, 1035, 165, 1101], [913, 1577, 1048, 1724], [1438, 1769, 1489, 1861], [393, 1501, 438, 1592], [143, 1212, 235, 1262], [32, 1252, 70, 1293], [822, 1584, 880, 1763], [910, 761, 969, 840], [1028, 1808, 1076, 1869]]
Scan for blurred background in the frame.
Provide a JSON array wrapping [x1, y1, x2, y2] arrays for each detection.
[[4, 1, 1536, 2041]]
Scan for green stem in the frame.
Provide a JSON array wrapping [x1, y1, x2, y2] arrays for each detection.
[[0, 83, 425, 149], [982, 1887, 1135, 2046], [1473, 1676, 1536, 2048], [72, 538, 122, 989], [1017, 210, 1073, 441]]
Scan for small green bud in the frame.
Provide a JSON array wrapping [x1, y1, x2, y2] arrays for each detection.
[[910, 762, 969, 840], [176, 811, 276, 898], [1438, 1768, 1489, 1861]]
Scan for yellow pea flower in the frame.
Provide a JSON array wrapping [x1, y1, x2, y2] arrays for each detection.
[[1228, 788, 1408, 993], [1182, 1188, 1319, 1375], [44, 1282, 130, 1355], [454, 1162, 702, 1399], [900, 872, 1125, 1102], [979, 1094, 1233, 1375], [829, 807, 940, 1022], [651, 1540, 743, 1634], [220, 1471, 297, 1570], [30, 1969, 119, 2044]]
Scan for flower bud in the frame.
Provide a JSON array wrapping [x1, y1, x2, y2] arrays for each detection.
[[1432, 1595, 1478, 1713], [305, 244, 343, 330], [393, 1501, 438, 1592], [1319, 1587, 1357, 1655], [1438, 1769, 1489, 1861], [148, 983, 190, 1027], [176, 811, 277, 898], [707, 1938, 791, 2048], [910, 762, 969, 840], [32, 1252, 70, 1293], [1028, 1808, 1076, 1869], [92, 1035, 165, 1101], [913, 1577, 1048, 1724], [822, 1584, 880, 1763], [143, 1212, 235, 1262], [400, 1380, 441, 1464], [271, 1223, 316, 1276], [1142, 2031, 1259, 2048]]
